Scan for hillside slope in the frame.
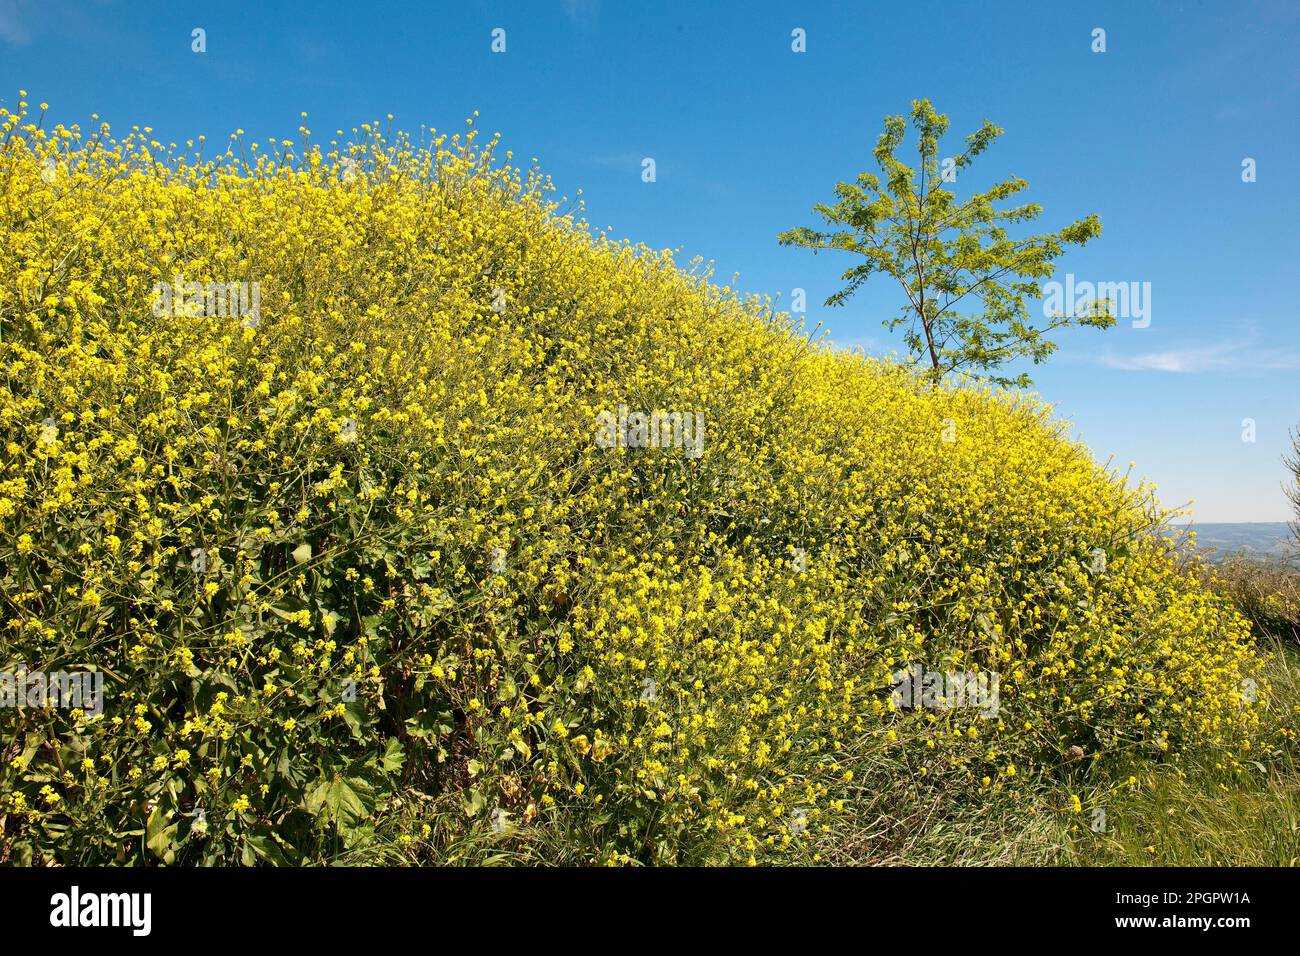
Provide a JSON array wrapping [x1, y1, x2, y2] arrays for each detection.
[[0, 104, 1271, 864]]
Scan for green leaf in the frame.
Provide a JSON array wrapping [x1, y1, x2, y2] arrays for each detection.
[[379, 738, 405, 774], [462, 787, 487, 818], [243, 832, 292, 866], [340, 700, 367, 739], [304, 773, 377, 833], [145, 805, 177, 863]]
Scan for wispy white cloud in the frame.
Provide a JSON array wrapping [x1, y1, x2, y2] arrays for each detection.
[[1101, 338, 1300, 373], [0, 0, 32, 45]]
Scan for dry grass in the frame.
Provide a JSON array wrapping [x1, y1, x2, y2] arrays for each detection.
[[1201, 554, 1300, 644]]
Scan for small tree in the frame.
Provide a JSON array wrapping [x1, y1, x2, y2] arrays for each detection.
[[779, 99, 1114, 387], [1287, 429, 1300, 550]]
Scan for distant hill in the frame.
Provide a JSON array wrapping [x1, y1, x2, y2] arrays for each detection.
[[1168, 522, 1298, 564]]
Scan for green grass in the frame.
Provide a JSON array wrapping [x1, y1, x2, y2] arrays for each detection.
[[1061, 634, 1300, 866], [813, 566, 1300, 867], [337, 558, 1300, 867]]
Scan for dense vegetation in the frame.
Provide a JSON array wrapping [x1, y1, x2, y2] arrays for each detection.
[[0, 98, 1290, 865]]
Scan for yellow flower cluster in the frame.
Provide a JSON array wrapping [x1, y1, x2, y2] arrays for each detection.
[[0, 94, 1267, 864]]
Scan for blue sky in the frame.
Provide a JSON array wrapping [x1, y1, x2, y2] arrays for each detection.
[[3, 0, 1297, 521]]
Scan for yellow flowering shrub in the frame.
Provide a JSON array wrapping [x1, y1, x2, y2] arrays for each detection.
[[0, 96, 1269, 864]]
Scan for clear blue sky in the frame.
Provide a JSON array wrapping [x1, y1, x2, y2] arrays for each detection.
[[3, 0, 1297, 521]]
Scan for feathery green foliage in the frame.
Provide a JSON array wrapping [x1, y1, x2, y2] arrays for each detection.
[[779, 99, 1114, 387]]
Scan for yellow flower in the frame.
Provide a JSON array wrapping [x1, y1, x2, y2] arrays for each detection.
[[0, 95, 1268, 867]]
